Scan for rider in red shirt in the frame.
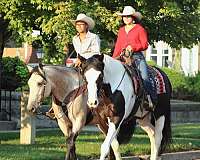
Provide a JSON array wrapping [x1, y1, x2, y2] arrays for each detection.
[[113, 23, 148, 58], [113, 6, 156, 109]]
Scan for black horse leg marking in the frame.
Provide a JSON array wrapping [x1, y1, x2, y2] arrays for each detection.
[[65, 132, 78, 160], [108, 148, 116, 160]]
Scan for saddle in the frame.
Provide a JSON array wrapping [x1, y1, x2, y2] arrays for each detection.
[[123, 59, 166, 118]]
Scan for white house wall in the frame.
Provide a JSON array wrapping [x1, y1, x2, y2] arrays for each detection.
[[146, 41, 199, 76], [146, 41, 172, 67], [181, 45, 199, 76]]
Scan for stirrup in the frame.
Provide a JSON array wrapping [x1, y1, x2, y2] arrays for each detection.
[[45, 107, 56, 120]]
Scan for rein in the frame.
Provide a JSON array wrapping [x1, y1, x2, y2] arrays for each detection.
[[110, 68, 126, 94]]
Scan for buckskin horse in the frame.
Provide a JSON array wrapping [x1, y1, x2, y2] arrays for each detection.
[[27, 64, 134, 160], [79, 54, 172, 160]]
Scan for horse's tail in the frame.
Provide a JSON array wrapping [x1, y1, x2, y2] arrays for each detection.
[[117, 116, 137, 144], [155, 67, 172, 153], [160, 94, 172, 154]]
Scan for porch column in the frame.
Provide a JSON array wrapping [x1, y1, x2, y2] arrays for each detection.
[[20, 91, 36, 144]]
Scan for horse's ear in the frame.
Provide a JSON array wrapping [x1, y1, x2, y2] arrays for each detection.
[[98, 54, 104, 62], [27, 65, 33, 73], [38, 63, 44, 75], [77, 54, 86, 63], [39, 63, 43, 69]]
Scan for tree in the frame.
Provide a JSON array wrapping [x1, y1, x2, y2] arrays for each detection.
[[0, 0, 200, 64], [0, 13, 11, 101]]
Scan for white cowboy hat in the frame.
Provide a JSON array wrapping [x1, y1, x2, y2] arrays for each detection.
[[117, 6, 143, 21], [71, 13, 95, 30]]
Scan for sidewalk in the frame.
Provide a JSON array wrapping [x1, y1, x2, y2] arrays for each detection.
[[116, 150, 200, 160]]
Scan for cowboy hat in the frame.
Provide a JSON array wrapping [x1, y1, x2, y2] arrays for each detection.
[[117, 6, 143, 21], [71, 13, 95, 30]]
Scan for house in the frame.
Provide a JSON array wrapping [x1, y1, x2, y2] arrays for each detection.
[[3, 43, 41, 64], [146, 41, 200, 76], [3, 30, 42, 64]]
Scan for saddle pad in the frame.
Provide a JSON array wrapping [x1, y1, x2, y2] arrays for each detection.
[[151, 67, 166, 94], [124, 64, 166, 95]]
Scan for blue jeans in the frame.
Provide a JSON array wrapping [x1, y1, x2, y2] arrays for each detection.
[[132, 52, 157, 102]]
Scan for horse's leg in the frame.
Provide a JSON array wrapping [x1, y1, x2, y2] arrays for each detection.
[[137, 113, 155, 160], [65, 132, 78, 160], [65, 94, 87, 160], [108, 148, 115, 160], [110, 138, 121, 160], [152, 116, 165, 160], [52, 102, 72, 137], [100, 118, 120, 160]]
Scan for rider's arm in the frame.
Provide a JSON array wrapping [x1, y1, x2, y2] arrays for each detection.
[[112, 28, 123, 58], [90, 34, 101, 54]]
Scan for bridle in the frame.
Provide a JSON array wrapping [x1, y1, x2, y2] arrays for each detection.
[[30, 70, 48, 116]]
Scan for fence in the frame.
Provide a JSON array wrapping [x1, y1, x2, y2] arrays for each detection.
[[0, 89, 21, 130], [0, 90, 13, 121]]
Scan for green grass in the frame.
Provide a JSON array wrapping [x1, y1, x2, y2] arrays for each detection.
[[0, 123, 200, 160]]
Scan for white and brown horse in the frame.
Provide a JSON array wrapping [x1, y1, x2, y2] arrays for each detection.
[[79, 54, 172, 160]]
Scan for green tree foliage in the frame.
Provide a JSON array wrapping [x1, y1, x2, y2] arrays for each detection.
[[1, 57, 29, 90], [0, 0, 200, 64]]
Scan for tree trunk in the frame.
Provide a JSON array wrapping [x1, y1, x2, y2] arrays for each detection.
[[0, 32, 4, 112]]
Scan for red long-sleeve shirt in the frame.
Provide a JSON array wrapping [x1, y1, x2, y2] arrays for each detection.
[[112, 24, 148, 58]]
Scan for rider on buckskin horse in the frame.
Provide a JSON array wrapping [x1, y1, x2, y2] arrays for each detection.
[[112, 6, 157, 109], [46, 13, 101, 119]]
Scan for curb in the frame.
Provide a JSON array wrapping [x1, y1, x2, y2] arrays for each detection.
[[117, 150, 200, 160]]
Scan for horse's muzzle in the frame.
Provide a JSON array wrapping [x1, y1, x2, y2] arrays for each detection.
[[27, 106, 37, 114], [87, 99, 98, 108]]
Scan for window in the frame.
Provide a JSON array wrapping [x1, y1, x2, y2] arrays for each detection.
[[162, 49, 169, 67], [162, 56, 168, 67], [151, 56, 157, 63], [152, 49, 157, 54], [163, 49, 168, 55]]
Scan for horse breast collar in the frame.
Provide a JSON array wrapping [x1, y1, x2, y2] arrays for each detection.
[[53, 84, 87, 107]]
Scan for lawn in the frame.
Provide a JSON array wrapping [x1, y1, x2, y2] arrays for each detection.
[[0, 123, 200, 160]]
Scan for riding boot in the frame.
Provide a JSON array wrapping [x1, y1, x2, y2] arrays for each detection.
[[45, 107, 56, 119]]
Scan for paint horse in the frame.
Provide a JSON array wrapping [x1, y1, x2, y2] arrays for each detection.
[[27, 64, 134, 160], [79, 54, 172, 160]]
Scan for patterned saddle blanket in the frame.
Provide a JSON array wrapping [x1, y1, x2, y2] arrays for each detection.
[[124, 65, 166, 96]]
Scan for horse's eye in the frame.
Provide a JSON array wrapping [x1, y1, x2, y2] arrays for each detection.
[[37, 82, 43, 86]]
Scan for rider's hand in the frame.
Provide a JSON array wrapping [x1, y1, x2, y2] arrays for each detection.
[[74, 58, 81, 67], [126, 45, 132, 52], [124, 45, 133, 57]]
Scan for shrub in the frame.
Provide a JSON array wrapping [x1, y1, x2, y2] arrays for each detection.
[[1, 57, 29, 90], [162, 67, 187, 91], [160, 67, 200, 101], [184, 72, 200, 101]]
